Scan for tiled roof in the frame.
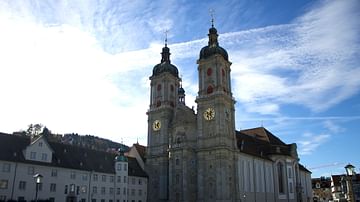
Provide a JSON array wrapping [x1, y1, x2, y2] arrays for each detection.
[[0, 132, 147, 177], [133, 143, 146, 162]]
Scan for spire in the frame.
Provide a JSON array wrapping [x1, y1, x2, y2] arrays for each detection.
[[161, 30, 171, 63], [208, 9, 219, 47]]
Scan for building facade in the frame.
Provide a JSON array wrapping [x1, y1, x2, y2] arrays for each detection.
[[312, 177, 332, 202], [145, 23, 312, 202], [0, 134, 148, 202]]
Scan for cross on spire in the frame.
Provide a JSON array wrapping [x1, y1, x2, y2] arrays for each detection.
[[164, 29, 169, 47], [209, 9, 215, 27]]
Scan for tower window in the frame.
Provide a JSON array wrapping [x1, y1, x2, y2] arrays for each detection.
[[207, 68, 212, 76], [207, 85, 213, 94], [157, 84, 161, 91], [222, 69, 225, 77], [170, 85, 174, 92]]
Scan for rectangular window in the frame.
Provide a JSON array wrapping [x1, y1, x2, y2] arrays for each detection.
[[70, 171, 76, 179], [51, 169, 57, 177], [124, 164, 127, 171], [38, 183, 42, 191], [93, 186, 97, 194], [41, 153, 47, 161], [39, 142, 43, 147], [289, 182, 293, 193], [138, 179, 142, 185], [123, 188, 126, 195], [101, 200, 105, 202], [138, 189, 142, 196], [83, 174, 88, 181], [81, 199, 86, 202], [117, 164, 121, 171], [93, 174, 98, 181], [50, 183, 56, 192], [92, 199, 96, 202], [109, 188, 114, 194], [65, 185, 68, 194], [0, 180, 8, 189], [124, 176, 127, 183], [288, 167, 292, 178], [30, 152, 36, 159], [102, 175, 106, 182], [117, 176, 121, 183], [49, 197, 55, 202], [101, 187, 105, 195], [132, 178, 135, 185], [110, 176, 114, 183], [117, 188, 120, 195], [131, 189, 135, 196], [2, 163, 11, 172], [19, 181, 26, 190], [28, 166, 34, 175]]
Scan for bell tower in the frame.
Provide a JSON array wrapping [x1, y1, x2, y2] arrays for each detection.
[[146, 38, 180, 202], [195, 19, 237, 201]]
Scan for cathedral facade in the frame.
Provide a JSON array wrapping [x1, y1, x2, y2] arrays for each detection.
[[145, 24, 312, 202]]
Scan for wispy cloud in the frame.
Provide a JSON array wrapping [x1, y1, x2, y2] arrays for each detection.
[[298, 133, 331, 155], [0, 0, 359, 147]]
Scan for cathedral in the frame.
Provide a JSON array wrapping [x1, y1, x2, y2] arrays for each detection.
[[145, 22, 312, 202]]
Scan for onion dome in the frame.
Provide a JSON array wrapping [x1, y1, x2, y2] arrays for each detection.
[[152, 42, 179, 78], [115, 146, 128, 162], [199, 25, 228, 61]]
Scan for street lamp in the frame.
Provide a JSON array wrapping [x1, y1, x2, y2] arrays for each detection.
[[33, 173, 43, 202], [345, 163, 356, 202]]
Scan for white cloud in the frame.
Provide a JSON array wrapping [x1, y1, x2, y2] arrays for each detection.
[[298, 133, 330, 155]]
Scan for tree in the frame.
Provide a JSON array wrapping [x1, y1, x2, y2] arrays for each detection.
[[26, 123, 43, 137]]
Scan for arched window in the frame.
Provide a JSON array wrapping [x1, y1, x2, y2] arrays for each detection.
[[277, 162, 285, 193]]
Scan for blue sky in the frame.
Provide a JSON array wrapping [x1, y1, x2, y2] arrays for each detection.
[[0, 0, 359, 177]]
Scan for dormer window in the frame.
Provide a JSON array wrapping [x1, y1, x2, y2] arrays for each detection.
[[38, 142, 43, 147]]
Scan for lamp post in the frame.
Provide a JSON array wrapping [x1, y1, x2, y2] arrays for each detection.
[[33, 173, 43, 202], [345, 163, 356, 202]]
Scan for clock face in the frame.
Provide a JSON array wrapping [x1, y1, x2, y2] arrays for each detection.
[[152, 120, 161, 131], [203, 108, 215, 120]]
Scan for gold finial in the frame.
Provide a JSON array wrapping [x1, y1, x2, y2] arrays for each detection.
[[209, 9, 215, 27]]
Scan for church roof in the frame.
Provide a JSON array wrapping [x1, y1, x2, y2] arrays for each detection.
[[236, 127, 295, 159], [0, 132, 147, 177]]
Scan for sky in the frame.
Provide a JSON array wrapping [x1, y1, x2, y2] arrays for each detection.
[[0, 0, 359, 177]]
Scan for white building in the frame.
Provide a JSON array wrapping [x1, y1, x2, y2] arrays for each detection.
[[0, 133, 147, 202]]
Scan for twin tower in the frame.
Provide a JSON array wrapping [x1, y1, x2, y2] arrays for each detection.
[[146, 23, 238, 202]]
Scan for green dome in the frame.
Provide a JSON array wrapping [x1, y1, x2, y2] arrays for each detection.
[[152, 45, 179, 78], [199, 26, 228, 61], [153, 62, 179, 77], [115, 155, 128, 162]]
